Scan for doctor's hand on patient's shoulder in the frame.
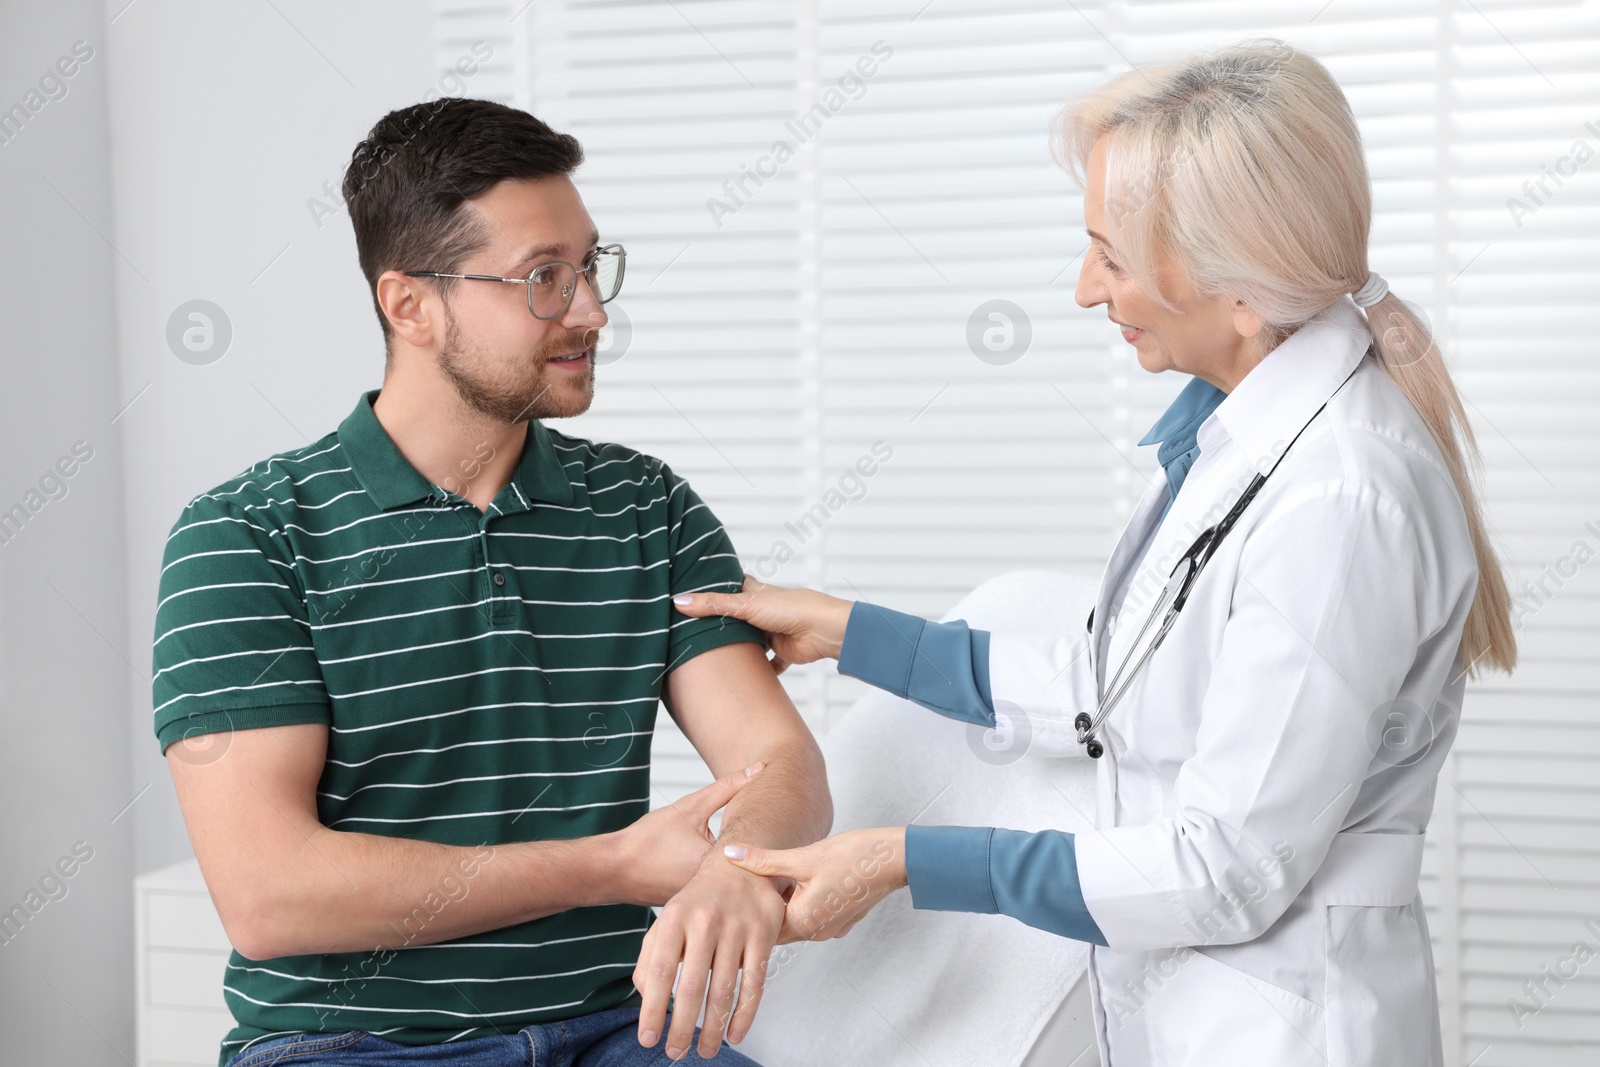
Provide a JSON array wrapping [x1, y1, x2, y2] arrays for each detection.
[[720, 827, 908, 944], [611, 762, 765, 908], [672, 575, 854, 674]]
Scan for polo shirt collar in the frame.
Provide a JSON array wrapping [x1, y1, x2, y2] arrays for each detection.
[[509, 418, 577, 508], [1197, 297, 1373, 476], [339, 388, 576, 511]]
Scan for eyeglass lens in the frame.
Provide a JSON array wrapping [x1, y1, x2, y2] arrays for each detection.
[[527, 249, 624, 318]]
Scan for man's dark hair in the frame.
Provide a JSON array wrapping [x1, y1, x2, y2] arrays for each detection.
[[342, 97, 584, 342]]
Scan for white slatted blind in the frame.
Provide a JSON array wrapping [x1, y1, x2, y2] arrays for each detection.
[[1442, 4, 1600, 1062], [812, 1, 1120, 728], [431, 3, 1600, 1062]]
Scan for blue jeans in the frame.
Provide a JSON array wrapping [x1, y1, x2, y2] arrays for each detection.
[[222, 1005, 762, 1067]]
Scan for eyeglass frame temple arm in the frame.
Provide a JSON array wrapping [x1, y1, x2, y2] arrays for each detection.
[[402, 245, 625, 285], [401, 272, 523, 283]]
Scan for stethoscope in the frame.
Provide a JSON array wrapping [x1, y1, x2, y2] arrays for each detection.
[[1074, 359, 1364, 759]]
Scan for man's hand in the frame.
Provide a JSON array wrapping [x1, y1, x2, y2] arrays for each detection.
[[611, 762, 766, 908], [633, 849, 786, 1060], [722, 827, 907, 944]]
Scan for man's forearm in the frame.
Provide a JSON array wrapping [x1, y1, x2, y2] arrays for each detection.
[[713, 737, 832, 851], [239, 827, 628, 959], [659, 640, 833, 853]]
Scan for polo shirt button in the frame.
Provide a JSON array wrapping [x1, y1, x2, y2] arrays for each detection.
[[491, 571, 506, 587]]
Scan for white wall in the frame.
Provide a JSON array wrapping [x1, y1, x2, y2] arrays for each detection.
[[8, 2, 449, 1061], [0, 2, 130, 1063], [103, 0, 437, 878]]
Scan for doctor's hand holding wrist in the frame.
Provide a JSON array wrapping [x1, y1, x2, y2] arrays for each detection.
[[718, 827, 908, 944], [673, 576, 852, 674]]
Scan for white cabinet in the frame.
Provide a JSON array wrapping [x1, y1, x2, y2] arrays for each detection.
[[135, 859, 235, 1067]]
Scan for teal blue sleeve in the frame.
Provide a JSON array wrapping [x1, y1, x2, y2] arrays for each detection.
[[838, 601, 1107, 945], [835, 601, 996, 726], [904, 825, 1108, 945]]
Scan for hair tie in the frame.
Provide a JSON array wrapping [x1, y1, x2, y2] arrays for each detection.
[[1351, 271, 1389, 308]]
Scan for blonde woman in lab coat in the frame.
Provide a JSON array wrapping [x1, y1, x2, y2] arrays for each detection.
[[669, 38, 1518, 1067]]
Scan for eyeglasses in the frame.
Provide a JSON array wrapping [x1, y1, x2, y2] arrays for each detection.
[[404, 243, 626, 321]]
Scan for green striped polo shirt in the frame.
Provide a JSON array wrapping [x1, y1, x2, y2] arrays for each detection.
[[151, 388, 762, 1066]]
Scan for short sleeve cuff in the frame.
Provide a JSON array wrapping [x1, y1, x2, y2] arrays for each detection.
[[155, 701, 331, 754], [905, 824, 998, 915], [665, 615, 766, 674]]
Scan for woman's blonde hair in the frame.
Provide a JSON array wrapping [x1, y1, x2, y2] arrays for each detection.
[[1055, 37, 1515, 677]]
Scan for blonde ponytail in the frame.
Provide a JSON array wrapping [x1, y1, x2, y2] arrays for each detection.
[[1360, 289, 1517, 676]]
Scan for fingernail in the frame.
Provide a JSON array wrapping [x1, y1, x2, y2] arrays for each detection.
[[723, 844, 748, 860], [666, 1047, 683, 1060], [640, 1029, 658, 1046], [672, 594, 692, 606], [744, 761, 765, 777]]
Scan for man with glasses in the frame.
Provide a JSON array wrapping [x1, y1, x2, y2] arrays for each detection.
[[153, 98, 831, 1067]]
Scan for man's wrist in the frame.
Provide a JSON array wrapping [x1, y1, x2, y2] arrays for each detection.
[[699, 843, 789, 895], [582, 830, 634, 907], [698, 844, 752, 879]]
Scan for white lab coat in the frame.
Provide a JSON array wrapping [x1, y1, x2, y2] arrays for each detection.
[[988, 297, 1476, 1066]]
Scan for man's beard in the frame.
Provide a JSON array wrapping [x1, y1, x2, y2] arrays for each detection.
[[437, 305, 597, 424]]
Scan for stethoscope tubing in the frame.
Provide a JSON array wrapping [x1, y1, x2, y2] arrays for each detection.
[[1074, 358, 1365, 758]]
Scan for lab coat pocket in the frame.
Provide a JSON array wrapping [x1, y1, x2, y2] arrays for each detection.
[[1145, 946, 1328, 1066], [1324, 902, 1442, 1067]]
